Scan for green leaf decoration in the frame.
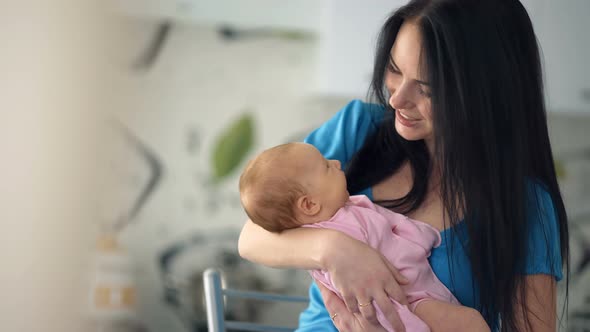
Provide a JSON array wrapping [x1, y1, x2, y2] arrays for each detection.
[[212, 113, 255, 181], [554, 159, 566, 179]]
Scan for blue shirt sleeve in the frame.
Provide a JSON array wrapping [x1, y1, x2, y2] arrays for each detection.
[[296, 99, 384, 332], [523, 181, 563, 280]]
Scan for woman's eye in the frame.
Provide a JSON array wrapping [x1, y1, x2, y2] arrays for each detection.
[[418, 87, 432, 97], [387, 62, 400, 74]]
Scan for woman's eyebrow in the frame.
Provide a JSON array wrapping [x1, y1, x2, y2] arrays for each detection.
[[389, 56, 430, 86]]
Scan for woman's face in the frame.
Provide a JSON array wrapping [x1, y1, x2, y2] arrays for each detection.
[[385, 21, 434, 144]]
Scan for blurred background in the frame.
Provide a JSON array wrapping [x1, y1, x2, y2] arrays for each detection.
[[1, 0, 588, 331]]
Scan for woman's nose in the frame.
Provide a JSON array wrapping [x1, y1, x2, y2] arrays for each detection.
[[389, 85, 414, 110]]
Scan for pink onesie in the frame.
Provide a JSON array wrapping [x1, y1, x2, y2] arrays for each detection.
[[303, 195, 460, 332]]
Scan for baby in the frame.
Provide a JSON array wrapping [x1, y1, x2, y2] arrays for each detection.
[[239, 142, 490, 332]]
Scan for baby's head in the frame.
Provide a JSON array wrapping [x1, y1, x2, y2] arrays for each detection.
[[239, 142, 349, 233]]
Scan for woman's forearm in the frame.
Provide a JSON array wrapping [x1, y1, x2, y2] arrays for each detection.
[[515, 275, 557, 331], [238, 219, 340, 270]]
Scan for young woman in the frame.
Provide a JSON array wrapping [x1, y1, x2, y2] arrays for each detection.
[[238, 0, 569, 331]]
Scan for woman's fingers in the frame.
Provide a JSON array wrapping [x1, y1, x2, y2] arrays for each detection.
[[357, 299, 379, 324], [381, 253, 409, 285], [317, 282, 352, 331], [373, 294, 406, 332], [381, 255, 409, 305], [319, 237, 410, 331], [318, 283, 386, 332], [342, 292, 360, 313], [383, 283, 408, 306]]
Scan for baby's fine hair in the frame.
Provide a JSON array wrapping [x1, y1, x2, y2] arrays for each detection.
[[239, 143, 307, 232]]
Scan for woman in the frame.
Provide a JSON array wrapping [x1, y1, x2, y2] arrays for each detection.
[[238, 0, 569, 331]]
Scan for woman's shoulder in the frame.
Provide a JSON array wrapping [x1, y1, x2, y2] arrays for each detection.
[[306, 99, 385, 135], [335, 99, 386, 126], [304, 99, 386, 163]]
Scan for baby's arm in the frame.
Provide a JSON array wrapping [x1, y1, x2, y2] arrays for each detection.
[[414, 300, 490, 332]]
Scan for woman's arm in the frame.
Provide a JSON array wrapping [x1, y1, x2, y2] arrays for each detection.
[[238, 219, 340, 269], [515, 274, 557, 332], [238, 218, 410, 330], [515, 183, 562, 331], [414, 300, 490, 332]]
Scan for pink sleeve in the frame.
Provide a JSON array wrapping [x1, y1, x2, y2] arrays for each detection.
[[348, 195, 376, 208]]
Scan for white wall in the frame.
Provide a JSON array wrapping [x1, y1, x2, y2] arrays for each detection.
[[0, 1, 114, 331]]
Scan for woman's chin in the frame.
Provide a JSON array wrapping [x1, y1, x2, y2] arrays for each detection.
[[395, 123, 426, 141]]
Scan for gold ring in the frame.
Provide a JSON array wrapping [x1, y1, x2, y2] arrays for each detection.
[[330, 313, 338, 320], [358, 302, 371, 307]]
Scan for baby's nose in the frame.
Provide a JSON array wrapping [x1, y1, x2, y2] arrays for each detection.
[[333, 159, 341, 170]]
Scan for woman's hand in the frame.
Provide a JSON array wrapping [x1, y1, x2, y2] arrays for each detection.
[[320, 282, 408, 332], [319, 282, 387, 332], [321, 233, 409, 331]]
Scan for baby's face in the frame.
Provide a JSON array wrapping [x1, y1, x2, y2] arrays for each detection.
[[291, 143, 350, 214]]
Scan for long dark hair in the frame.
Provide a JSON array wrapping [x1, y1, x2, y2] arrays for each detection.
[[346, 0, 569, 330]]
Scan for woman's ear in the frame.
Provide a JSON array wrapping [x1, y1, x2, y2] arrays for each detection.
[[296, 195, 321, 216]]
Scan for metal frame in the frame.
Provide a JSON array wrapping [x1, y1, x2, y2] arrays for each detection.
[[203, 268, 308, 332]]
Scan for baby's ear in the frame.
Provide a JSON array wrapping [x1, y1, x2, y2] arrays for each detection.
[[296, 195, 321, 216]]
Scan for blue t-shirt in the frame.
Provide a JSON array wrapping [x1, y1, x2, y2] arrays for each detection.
[[296, 100, 563, 332]]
